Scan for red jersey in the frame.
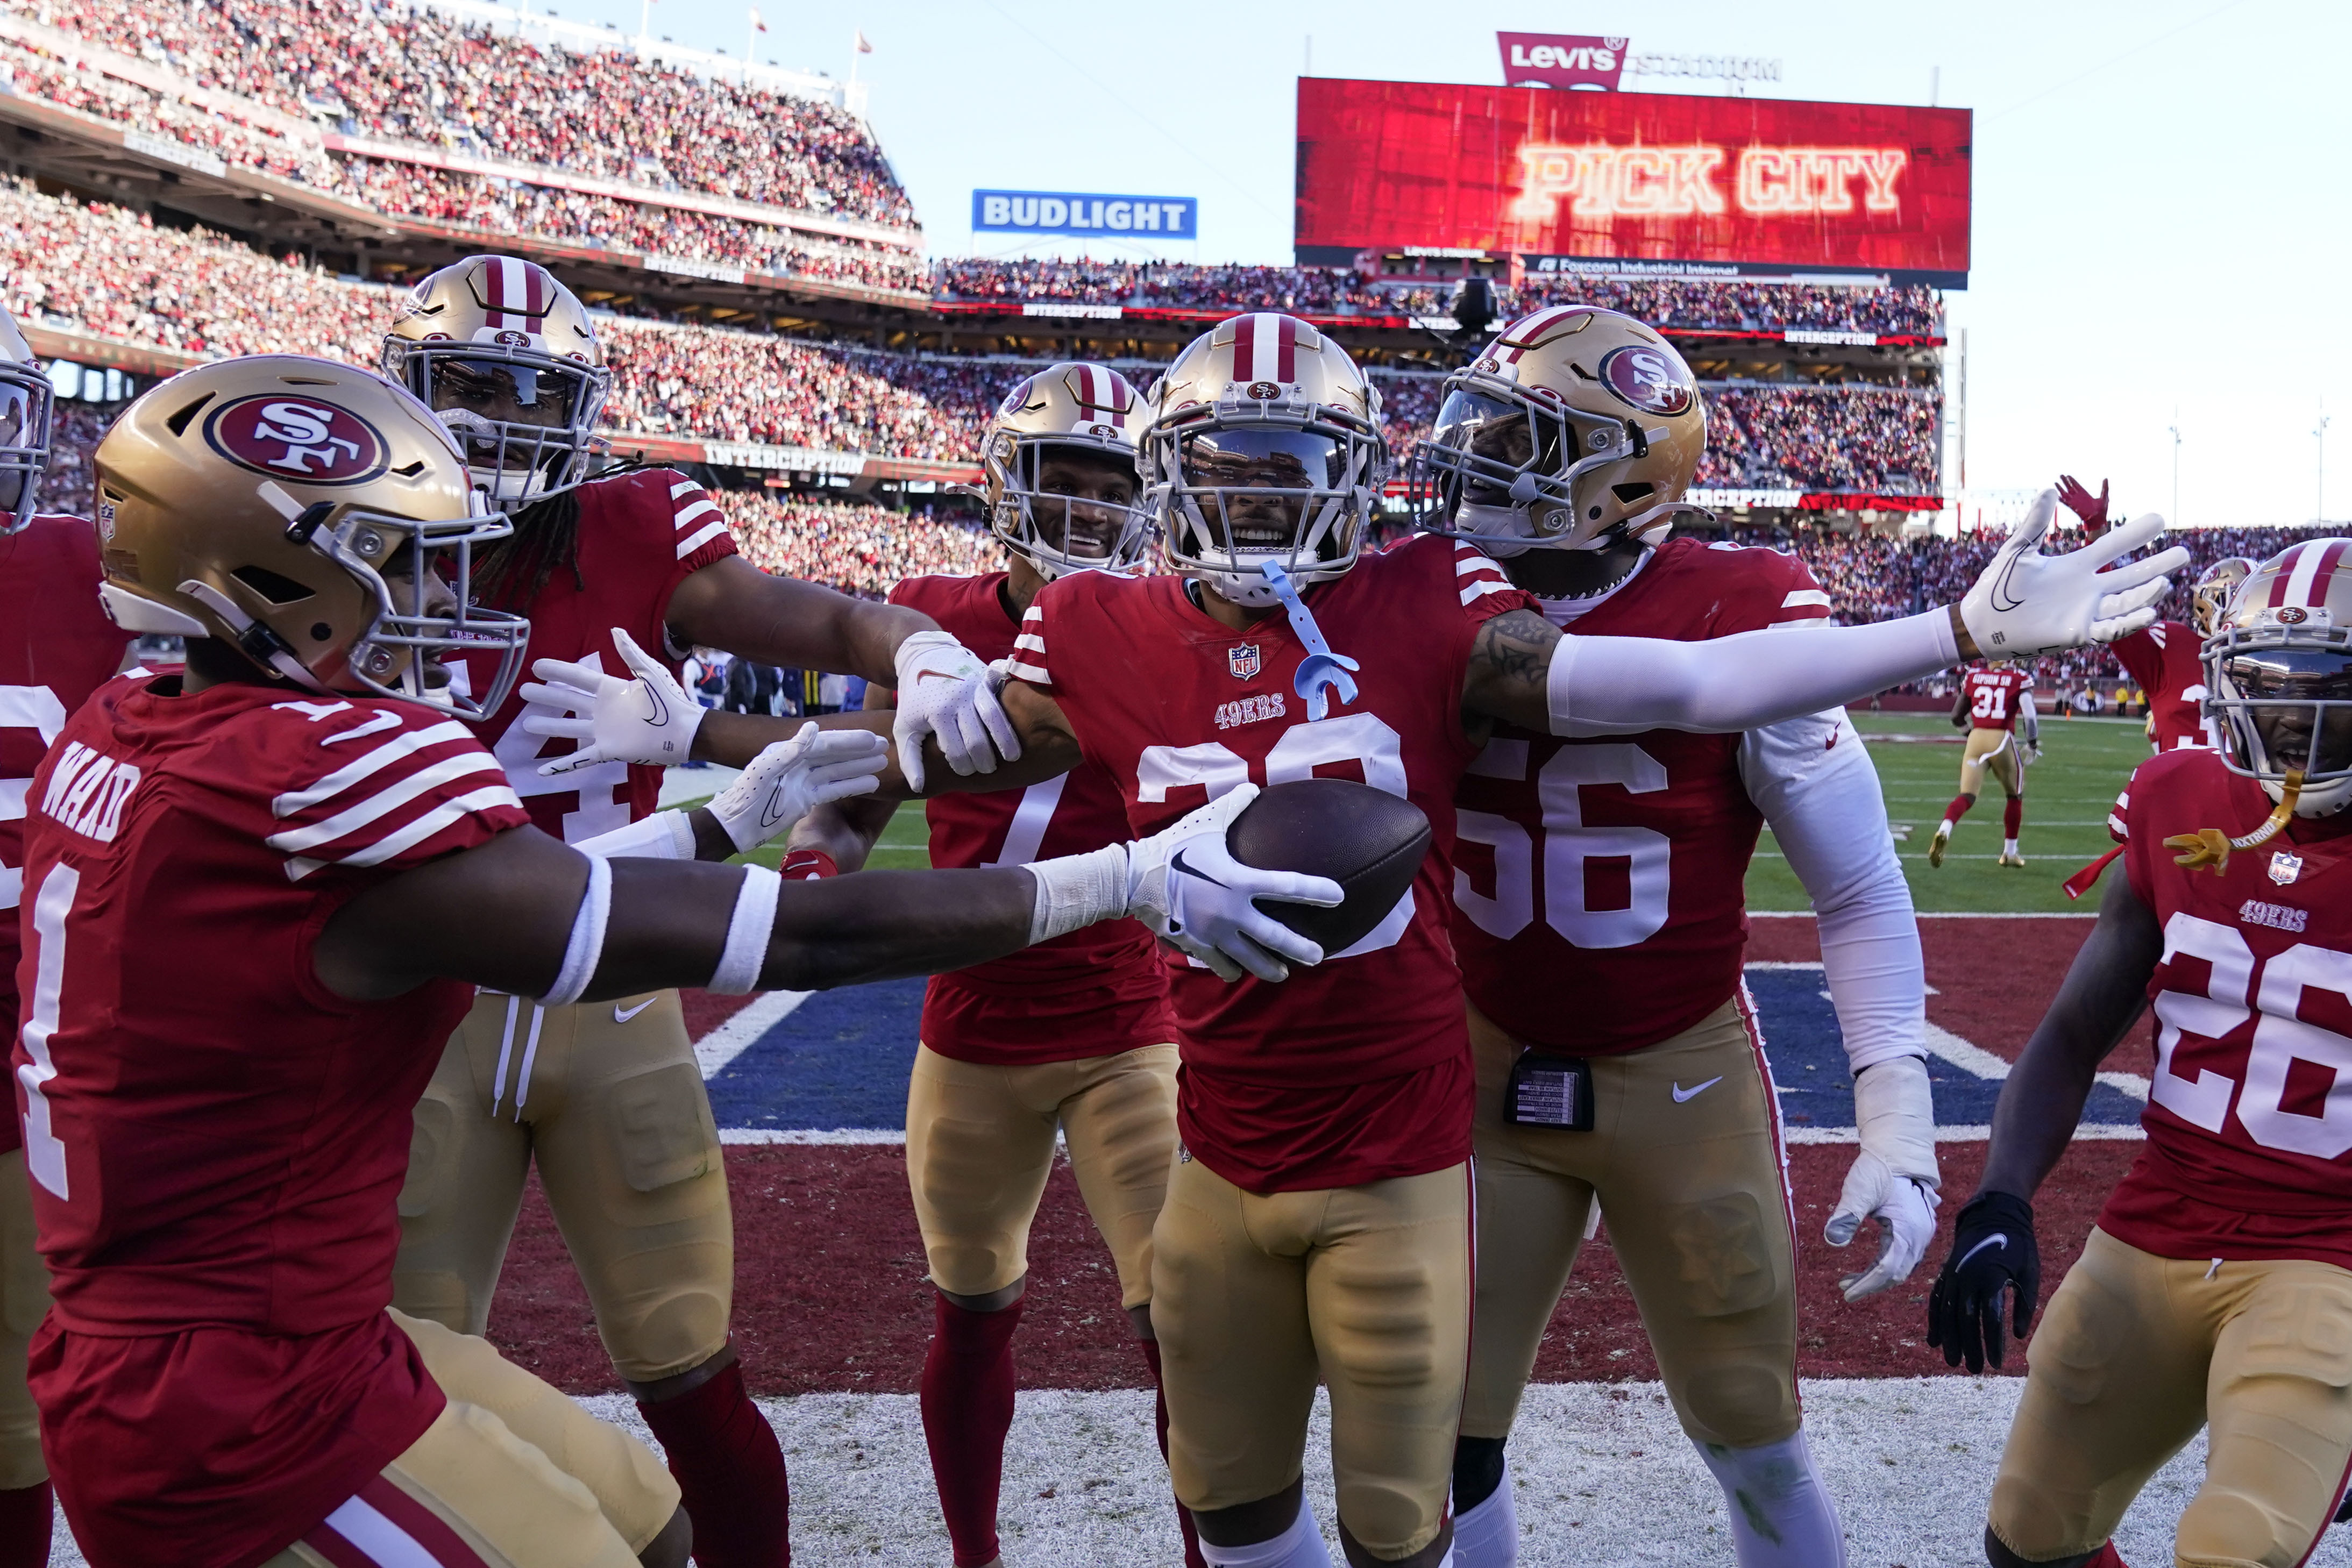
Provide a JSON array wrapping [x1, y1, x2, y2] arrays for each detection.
[[456, 468, 737, 844], [11, 675, 528, 1568], [1010, 534, 1536, 1192], [889, 573, 1171, 1065], [1962, 665, 2033, 731], [2109, 619, 2209, 752], [1452, 539, 1832, 1054], [0, 516, 130, 1079], [2104, 749, 2352, 1271]]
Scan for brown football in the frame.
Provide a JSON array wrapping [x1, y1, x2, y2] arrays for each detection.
[[1224, 778, 1431, 954]]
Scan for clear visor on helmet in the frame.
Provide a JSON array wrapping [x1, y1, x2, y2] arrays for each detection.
[[2214, 644, 2352, 783], [1175, 427, 1352, 551], [995, 439, 1149, 575], [0, 363, 53, 533], [314, 502, 529, 722]]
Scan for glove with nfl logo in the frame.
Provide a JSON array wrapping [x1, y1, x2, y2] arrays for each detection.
[[1927, 1191, 2042, 1373], [520, 628, 702, 773], [1125, 785, 1342, 983], [1957, 490, 2188, 659], [1824, 1055, 1941, 1302], [892, 629, 1021, 792]]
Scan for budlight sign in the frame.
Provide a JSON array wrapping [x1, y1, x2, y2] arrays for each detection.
[[972, 190, 1197, 238]]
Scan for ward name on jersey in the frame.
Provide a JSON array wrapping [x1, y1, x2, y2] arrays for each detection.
[[1009, 533, 1536, 1193], [1963, 664, 2033, 732], [889, 572, 1171, 1064], [10, 675, 528, 1568], [458, 467, 736, 843], [1452, 538, 1833, 1054], [2109, 748, 2352, 1270], [0, 516, 130, 1054], [2109, 619, 2209, 752]]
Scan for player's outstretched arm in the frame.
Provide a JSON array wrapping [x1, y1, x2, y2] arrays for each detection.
[[786, 683, 903, 873], [313, 783, 1340, 1003], [1924, 866, 2163, 1372], [1464, 495, 2190, 737]]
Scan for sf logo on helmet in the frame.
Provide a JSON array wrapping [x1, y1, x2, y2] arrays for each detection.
[[206, 395, 389, 485], [1597, 345, 1694, 417]]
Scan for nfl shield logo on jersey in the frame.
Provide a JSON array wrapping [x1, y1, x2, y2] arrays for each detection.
[[1228, 643, 1262, 680], [2270, 850, 2304, 886]]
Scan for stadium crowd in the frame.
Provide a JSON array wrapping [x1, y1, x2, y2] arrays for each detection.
[[1697, 386, 1942, 494], [724, 491, 996, 593], [1, 0, 915, 224]]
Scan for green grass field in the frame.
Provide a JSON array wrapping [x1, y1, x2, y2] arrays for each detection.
[[715, 709, 2149, 916]]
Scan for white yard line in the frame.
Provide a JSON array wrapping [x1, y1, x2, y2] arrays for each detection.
[[720, 1127, 905, 1145], [694, 988, 814, 1078]]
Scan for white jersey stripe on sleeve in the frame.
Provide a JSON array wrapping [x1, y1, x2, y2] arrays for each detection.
[[1460, 578, 1519, 605], [673, 499, 722, 530], [675, 521, 729, 560], [1003, 658, 1051, 685], [1012, 632, 1048, 655], [1780, 589, 1832, 608], [670, 479, 701, 498], [1455, 554, 1503, 577], [283, 786, 523, 881], [2109, 812, 2128, 837], [271, 721, 474, 816], [266, 753, 508, 854]]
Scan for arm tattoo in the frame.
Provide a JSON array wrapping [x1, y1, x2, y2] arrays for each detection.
[[1473, 609, 1561, 695]]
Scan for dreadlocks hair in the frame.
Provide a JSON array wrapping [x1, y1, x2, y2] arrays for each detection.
[[475, 483, 584, 611]]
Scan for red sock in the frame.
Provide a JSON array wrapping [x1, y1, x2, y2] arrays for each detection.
[[0, 1482, 49, 1568], [921, 1292, 1024, 1568], [2005, 796, 2024, 837], [637, 1355, 791, 1568], [1943, 795, 1975, 825], [1138, 1337, 1206, 1568]]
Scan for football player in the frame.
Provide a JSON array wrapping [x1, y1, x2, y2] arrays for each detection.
[[19, 354, 1327, 1568], [1932, 657, 2037, 869], [540, 312, 2182, 1568], [0, 305, 125, 1568], [1411, 305, 1936, 1568], [375, 255, 1019, 1568], [788, 365, 1205, 1568], [1924, 537, 2352, 1568], [2059, 474, 2250, 754]]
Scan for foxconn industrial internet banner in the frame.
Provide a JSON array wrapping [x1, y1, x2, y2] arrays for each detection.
[[1294, 79, 1971, 284]]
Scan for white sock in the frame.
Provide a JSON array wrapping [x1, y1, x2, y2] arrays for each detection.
[[2003, 838, 2021, 856], [1197, 1501, 1334, 1568], [1692, 1431, 1847, 1568], [1451, 1460, 1518, 1568]]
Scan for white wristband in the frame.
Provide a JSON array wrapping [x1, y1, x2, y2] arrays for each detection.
[[538, 853, 612, 1006], [570, 809, 697, 861], [708, 864, 782, 995], [1022, 844, 1130, 943]]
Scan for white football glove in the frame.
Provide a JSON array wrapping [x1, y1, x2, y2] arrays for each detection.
[[705, 721, 889, 854], [1125, 784, 1343, 983], [1957, 491, 2191, 659], [892, 629, 1020, 793], [1825, 1054, 1943, 1302], [519, 628, 702, 774]]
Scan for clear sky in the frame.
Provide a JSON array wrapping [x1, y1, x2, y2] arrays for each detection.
[[551, 0, 2347, 528]]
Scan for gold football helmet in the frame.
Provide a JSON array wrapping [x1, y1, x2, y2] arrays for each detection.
[[380, 254, 610, 504], [2203, 540, 2352, 818], [93, 355, 527, 720], [0, 303, 53, 534], [977, 362, 1150, 579], [1412, 304, 1708, 554], [2191, 555, 2254, 637], [1140, 313, 1387, 608]]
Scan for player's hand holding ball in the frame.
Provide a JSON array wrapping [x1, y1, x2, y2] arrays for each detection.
[[705, 722, 889, 853], [1927, 1191, 2042, 1372], [1125, 785, 1344, 983], [1957, 489, 2188, 658], [521, 628, 701, 772]]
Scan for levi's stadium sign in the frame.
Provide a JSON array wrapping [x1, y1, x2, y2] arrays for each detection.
[[973, 190, 1196, 239], [1295, 79, 1971, 286], [1497, 32, 1626, 91]]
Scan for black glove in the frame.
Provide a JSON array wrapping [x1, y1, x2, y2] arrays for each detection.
[[1927, 1191, 2041, 1373]]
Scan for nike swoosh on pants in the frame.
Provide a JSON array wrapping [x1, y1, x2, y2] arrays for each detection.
[[614, 998, 657, 1023], [1671, 1077, 1724, 1103]]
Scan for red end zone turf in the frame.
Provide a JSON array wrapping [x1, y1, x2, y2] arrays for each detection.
[[488, 916, 2147, 1395]]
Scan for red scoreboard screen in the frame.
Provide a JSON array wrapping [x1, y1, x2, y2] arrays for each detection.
[[1294, 77, 1972, 284]]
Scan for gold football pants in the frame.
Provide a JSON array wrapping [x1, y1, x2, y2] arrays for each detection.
[[905, 1043, 1179, 1307], [1461, 995, 1802, 1450], [259, 1310, 679, 1567], [1150, 1154, 1472, 1561], [1960, 725, 2025, 798], [393, 989, 731, 1384], [1991, 1227, 2352, 1568], [0, 1150, 46, 1489]]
